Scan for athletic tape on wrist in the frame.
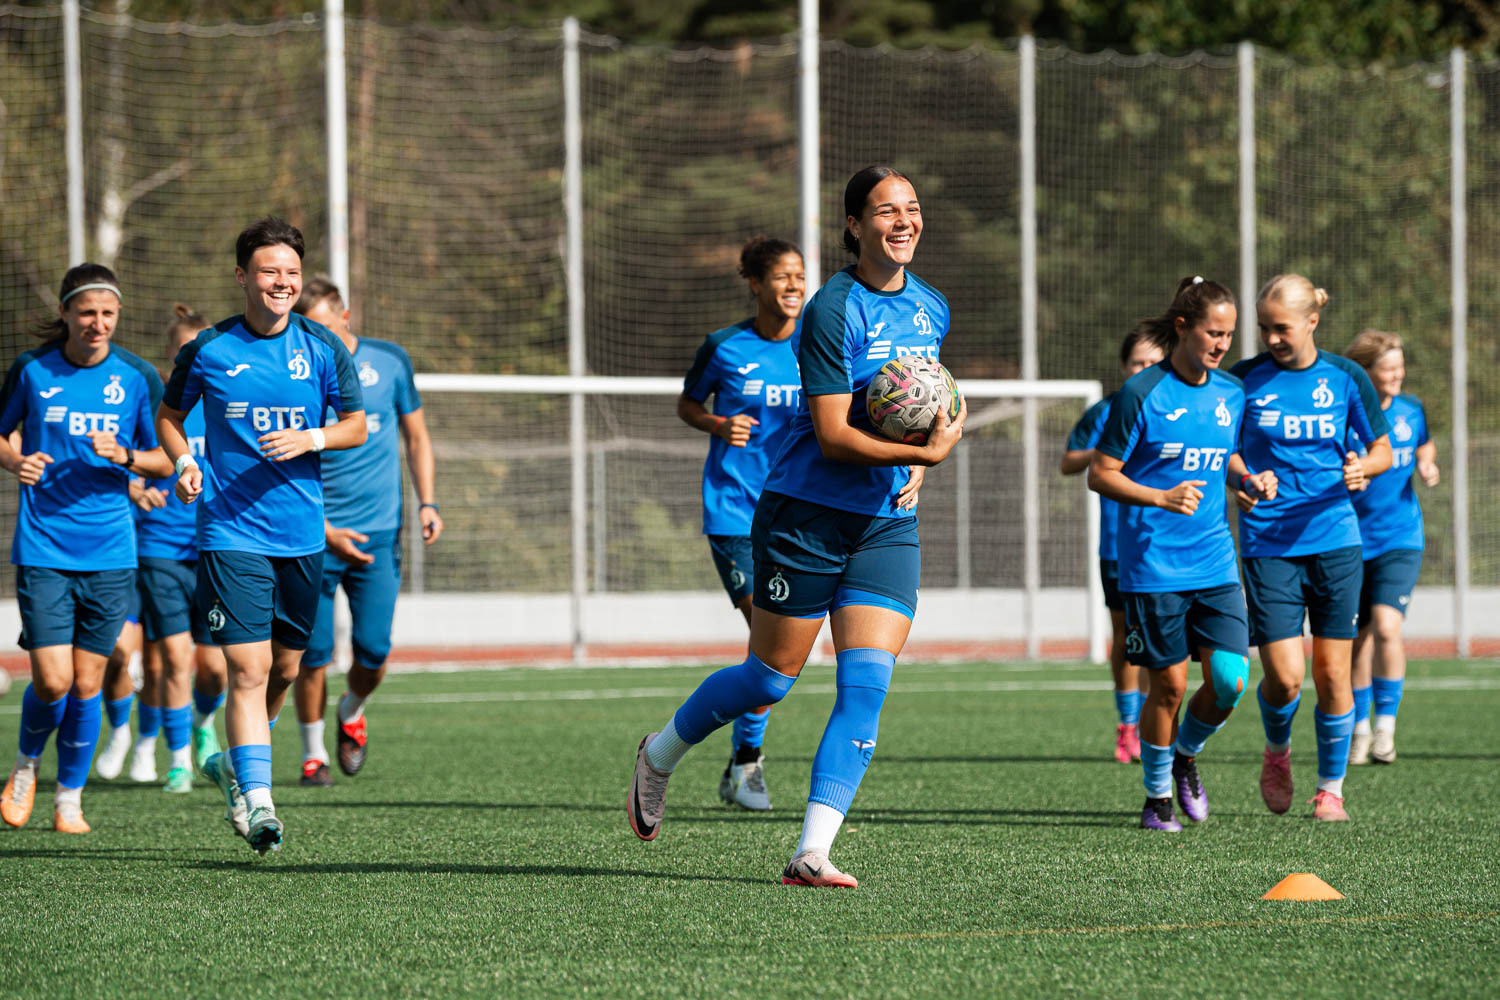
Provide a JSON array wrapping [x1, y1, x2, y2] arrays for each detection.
[[310, 427, 327, 452], [174, 454, 198, 477]]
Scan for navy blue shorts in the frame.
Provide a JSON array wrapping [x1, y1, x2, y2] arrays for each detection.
[[125, 574, 141, 627], [302, 530, 402, 670], [706, 534, 753, 605], [1123, 584, 1249, 670], [1359, 548, 1423, 625], [15, 565, 136, 657], [196, 550, 322, 649], [1243, 546, 1363, 644], [1100, 560, 1124, 612], [138, 556, 214, 645], [750, 491, 920, 620]]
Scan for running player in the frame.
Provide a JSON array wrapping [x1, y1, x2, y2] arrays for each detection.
[[1344, 330, 1438, 766], [94, 598, 148, 781], [1233, 275, 1391, 822], [628, 166, 965, 887], [1061, 324, 1168, 764], [291, 277, 440, 787], [1089, 276, 1270, 831], [158, 218, 365, 855], [678, 236, 805, 811], [0, 263, 172, 834]]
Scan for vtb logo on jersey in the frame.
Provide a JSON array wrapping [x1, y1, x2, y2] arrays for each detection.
[[1311, 378, 1336, 409], [102, 375, 126, 405], [741, 379, 800, 407], [865, 321, 938, 361], [288, 350, 311, 381], [1160, 442, 1228, 471]]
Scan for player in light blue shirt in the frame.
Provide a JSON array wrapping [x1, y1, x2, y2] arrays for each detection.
[[629, 167, 966, 888], [1061, 325, 1167, 765], [1343, 331, 1439, 768], [158, 218, 366, 855], [678, 236, 804, 811], [0, 263, 173, 835], [1232, 274, 1392, 823], [291, 277, 442, 787], [1091, 277, 1272, 832]]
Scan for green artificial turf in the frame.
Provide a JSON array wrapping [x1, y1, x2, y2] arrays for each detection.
[[1, 657, 1496, 998]]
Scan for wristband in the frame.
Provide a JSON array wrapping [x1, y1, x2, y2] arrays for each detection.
[[309, 427, 327, 452], [420, 502, 440, 513], [120, 446, 133, 470], [174, 454, 198, 477], [712, 416, 727, 433]]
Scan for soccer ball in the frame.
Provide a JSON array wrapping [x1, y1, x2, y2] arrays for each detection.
[[866, 356, 959, 445]]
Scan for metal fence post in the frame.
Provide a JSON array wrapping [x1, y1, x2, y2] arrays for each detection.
[[63, 0, 84, 265], [563, 18, 587, 661], [799, 0, 820, 290], [325, 0, 351, 300], [1019, 36, 1040, 660], [1450, 47, 1470, 659], [1238, 41, 1256, 359]]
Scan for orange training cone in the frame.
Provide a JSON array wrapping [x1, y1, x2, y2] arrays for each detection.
[[1261, 873, 1345, 901]]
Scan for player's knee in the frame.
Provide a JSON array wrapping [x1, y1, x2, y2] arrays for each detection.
[[1373, 612, 1403, 643], [1149, 667, 1187, 705], [1209, 649, 1249, 710], [741, 653, 797, 707]]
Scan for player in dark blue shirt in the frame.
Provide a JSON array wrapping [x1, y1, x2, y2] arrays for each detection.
[[290, 277, 441, 787], [0, 264, 173, 835], [1090, 277, 1273, 832], [678, 236, 805, 811], [158, 218, 366, 855], [1232, 274, 1392, 823], [1061, 324, 1167, 765], [628, 167, 966, 887], [1343, 331, 1439, 767]]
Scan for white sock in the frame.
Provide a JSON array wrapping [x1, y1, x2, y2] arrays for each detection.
[[133, 735, 157, 753], [55, 785, 82, 807], [301, 720, 329, 764], [795, 802, 846, 857], [1317, 776, 1345, 798], [1266, 740, 1289, 754], [1373, 714, 1396, 735], [338, 691, 367, 724], [644, 720, 691, 773], [243, 787, 273, 811], [192, 708, 215, 729], [1353, 718, 1372, 736], [170, 746, 192, 771]]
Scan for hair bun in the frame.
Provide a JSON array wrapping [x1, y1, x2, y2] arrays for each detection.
[[1313, 287, 1330, 309]]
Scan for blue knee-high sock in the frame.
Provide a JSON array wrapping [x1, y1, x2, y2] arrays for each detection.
[[808, 648, 895, 815], [105, 694, 134, 731], [1372, 677, 1404, 719], [1173, 708, 1225, 758], [1314, 707, 1355, 782], [1115, 689, 1141, 726], [267, 714, 279, 732], [18, 685, 67, 758], [1258, 685, 1300, 747], [55, 693, 102, 789], [731, 709, 770, 752], [670, 654, 797, 745], [1352, 684, 1373, 724], [162, 705, 191, 753], [193, 689, 225, 718], [228, 744, 274, 794], [137, 702, 161, 739], [1140, 741, 1173, 799]]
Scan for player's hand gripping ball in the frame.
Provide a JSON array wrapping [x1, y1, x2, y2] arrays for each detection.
[[866, 356, 960, 445]]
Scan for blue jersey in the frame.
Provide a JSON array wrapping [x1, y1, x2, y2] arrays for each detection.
[[1095, 362, 1245, 593], [1231, 350, 1389, 558], [682, 319, 801, 536], [0, 341, 162, 571], [320, 338, 421, 533], [162, 313, 364, 557], [136, 404, 207, 561], [761, 267, 950, 517], [1350, 393, 1428, 557], [1066, 395, 1119, 561]]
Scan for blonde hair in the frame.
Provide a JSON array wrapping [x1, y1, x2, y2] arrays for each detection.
[[166, 302, 207, 340], [1257, 273, 1329, 316], [1345, 329, 1403, 371]]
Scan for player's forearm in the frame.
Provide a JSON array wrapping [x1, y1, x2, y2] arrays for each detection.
[[676, 396, 722, 437], [128, 447, 173, 479], [155, 407, 191, 463], [1361, 438, 1393, 478], [1416, 440, 1437, 464], [405, 431, 437, 505], [321, 412, 368, 452], [0, 437, 21, 476], [1060, 449, 1092, 476], [814, 420, 935, 467], [1087, 462, 1164, 509]]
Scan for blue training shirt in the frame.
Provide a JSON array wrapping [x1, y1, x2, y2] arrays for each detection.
[[0, 341, 162, 571], [683, 319, 801, 536], [761, 266, 950, 517], [1066, 394, 1120, 561], [1094, 361, 1245, 593], [162, 313, 364, 557], [320, 338, 422, 533], [136, 404, 207, 561], [1231, 350, 1390, 558], [1350, 393, 1428, 557]]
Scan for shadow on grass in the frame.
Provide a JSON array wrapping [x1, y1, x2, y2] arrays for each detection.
[[180, 860, 766, 883]]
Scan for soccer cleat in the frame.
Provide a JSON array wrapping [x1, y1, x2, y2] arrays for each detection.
[[245, 805, 283, 856], [1, 759, 39, 828], [1349, 731, 1372, 766], [1172, 753, 1208, 822], [202, 752, 250, 838], [1114, 723, 1141, 764], [129, 742, 158, 783], [53, 802, 91, 834], [0, 668, 11, 698], [781, 851, 859, 888], [719, 753, 772, 811], [300, 759, 334, 787], [192, 725, 221, 775], [1309, 789, 1350, 822], [627, 733, 671, 841], [1371, 730, 1397, 764], [1259, 747, 1293, 815], [163, 766, 193, 794], [95, 725, 131, 780], [336, 714, 367, 776], [1140, 796, 1182, 832]]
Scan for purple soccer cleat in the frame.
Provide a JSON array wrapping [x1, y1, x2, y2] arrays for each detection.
[[1173, 753, 1208, 822], [1140, 797, 1182, 832]]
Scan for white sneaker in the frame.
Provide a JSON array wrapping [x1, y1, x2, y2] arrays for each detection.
[[1349, 730, 1372, 766], [95, 726, 131, 780], [782, 851, 858, 888], [719, 753, 772, 811], [128, 741, 158, 783], [245, 804, 283, 856], [1371, 730, 1397, 764]]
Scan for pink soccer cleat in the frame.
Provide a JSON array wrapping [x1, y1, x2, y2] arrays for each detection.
[[1309, 789, 1349, 822], [1260, 747, 1293, 815]]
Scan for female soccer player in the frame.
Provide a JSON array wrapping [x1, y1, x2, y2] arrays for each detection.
[[628, 166, 965, 887], [1061, 325, 1168, 764], [677, 236, 805, 811], [1232, 275, 1391, 822], [1344, 330, 1438, 766], [0, 263, 172, 834], [158, 218, 365, 855], [1089, 277, 1272, 831]]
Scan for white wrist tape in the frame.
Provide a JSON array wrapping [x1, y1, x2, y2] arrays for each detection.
[[174, 454, 198, 477], [309, 427, 327, 452]]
